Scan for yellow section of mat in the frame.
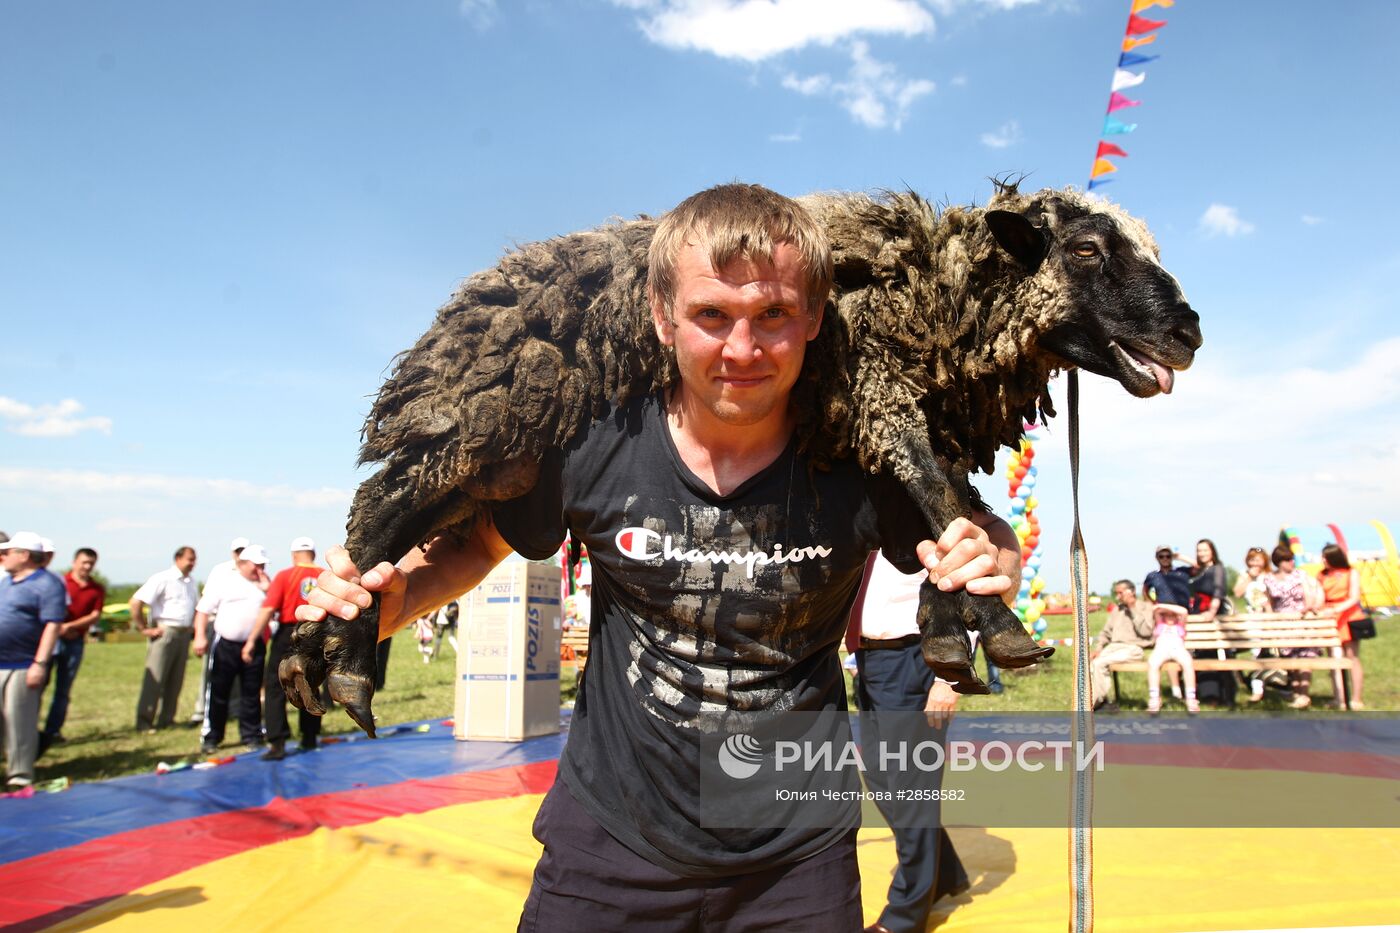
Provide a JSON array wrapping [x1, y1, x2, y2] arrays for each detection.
[[54, 795, 1400, 932]]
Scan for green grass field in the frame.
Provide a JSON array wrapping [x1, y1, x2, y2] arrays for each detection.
[[29, 613, 1395, 786], [32, 628, 488, 785]]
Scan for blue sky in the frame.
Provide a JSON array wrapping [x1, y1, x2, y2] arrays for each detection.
[[3, 0, 1398, 590]]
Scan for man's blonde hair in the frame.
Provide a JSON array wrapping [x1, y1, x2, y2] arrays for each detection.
[[647, 183, 832, 320]]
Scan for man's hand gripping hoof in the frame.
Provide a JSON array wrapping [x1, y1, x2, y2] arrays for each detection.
[[913, 514, 1053, 693], [281, 546, 405, 739]]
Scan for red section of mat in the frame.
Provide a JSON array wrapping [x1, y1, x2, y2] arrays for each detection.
[[0, 759, 558, 932]]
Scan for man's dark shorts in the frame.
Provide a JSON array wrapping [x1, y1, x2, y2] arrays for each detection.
[[517, 778, 863, 932]]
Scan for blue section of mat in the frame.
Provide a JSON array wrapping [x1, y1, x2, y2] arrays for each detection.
[[0, 717, 569, 866], [7, 710, 1396, 868]]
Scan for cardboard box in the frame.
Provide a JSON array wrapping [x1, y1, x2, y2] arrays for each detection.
[[454, 560, 562, 741]]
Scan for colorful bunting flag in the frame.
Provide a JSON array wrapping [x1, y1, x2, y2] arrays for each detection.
[[1107, 91, 1141, 113], [1119, 52, 1160, 68], [1126, 13, 1167, 34], [1086, 3, 1168, 195], [1111, 68, 1146, 91], [1090, 158, 1118, 178]]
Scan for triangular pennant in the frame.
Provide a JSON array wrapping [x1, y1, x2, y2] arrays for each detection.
[[1107, 91, 1141, 113], [1126, 13, 1167, 35], [1122, 34, 1158, 52], [1088, 178, 1114, 191], [1090, 158, 1118, 178], [1132, 0, 1174, 11], [1103, 116, 1138, 135], [1112, 68, 1146, 91], [1096, 141, 1128, 159], [1119, 52, 1161, 68]]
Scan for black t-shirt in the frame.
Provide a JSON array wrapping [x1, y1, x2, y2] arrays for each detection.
[[494, 393, 932, 877], [1189, 563, 1228, 614]]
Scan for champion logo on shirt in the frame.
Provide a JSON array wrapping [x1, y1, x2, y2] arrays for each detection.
[[614, 526, 833, 579]]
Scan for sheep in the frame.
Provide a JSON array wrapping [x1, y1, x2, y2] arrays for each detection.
[[279, 180, 1202, 736]]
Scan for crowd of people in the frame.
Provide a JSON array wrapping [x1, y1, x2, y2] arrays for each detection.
[[0, 531, 341, 791], [1090, 539, 1368, 713]]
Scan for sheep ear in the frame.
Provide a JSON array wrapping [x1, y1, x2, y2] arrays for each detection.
[[985, 210, 1047, 269]]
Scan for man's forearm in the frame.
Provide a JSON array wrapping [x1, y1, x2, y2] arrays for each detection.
[[388, 528, 512, 636], [247, 608, 275, 651], [35, 622, 60, 663], [67, 609, 101, 635]]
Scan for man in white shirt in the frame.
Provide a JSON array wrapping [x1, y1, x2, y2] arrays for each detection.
[[845, 539, 1016, 933], [194, 544, 270, 753], [190, 536, 250, 723], [131, 547, 199, 732]]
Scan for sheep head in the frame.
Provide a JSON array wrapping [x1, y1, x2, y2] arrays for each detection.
[[986, 193, 1202, 398]]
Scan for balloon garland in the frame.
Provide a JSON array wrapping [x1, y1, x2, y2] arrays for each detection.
[[1006, 423, 1049, 642]]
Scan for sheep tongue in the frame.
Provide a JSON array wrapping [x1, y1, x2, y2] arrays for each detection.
[[1127, 348, 1174, 394]]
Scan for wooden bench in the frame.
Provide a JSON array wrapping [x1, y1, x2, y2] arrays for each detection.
[[1108, 611, 1352, 706], [561, 627, 590, 671]]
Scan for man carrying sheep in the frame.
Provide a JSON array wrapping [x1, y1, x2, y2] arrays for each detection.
[[299, 184, 1020, 929]]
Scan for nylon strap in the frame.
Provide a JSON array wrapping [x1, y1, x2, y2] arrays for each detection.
[[1067, 369, 1095, 932]]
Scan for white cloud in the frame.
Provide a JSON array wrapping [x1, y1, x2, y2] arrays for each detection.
[[613, 0, 1058, 130], [980, 119, 1022, 149], [459, 0, 498, 28], [620, 0, 934, 62], [950, 73, 968, 87], [0, 467, 350, 510], [1198, 203, 1256, 238], [1301, 214, 1325, 226], [768, 131, 802, 143], [927, 0, 1043, 12], [0, 397, 112, 438], [785, 41, 934, 130], [782, 73, 831, 95]]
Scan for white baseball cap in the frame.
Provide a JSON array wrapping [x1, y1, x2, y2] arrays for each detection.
[[0, 531, 44, 553], [38, 537, 55, 554], [230, 537, 250, 553], [290, 536, 316, 553], [239, 544, 269, 565]]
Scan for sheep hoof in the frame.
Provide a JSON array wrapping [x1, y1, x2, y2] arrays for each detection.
[[278, 654, 328, 716], [980, 614, 1055, 669], [327, 672, 378, 739], [280, 622, 329, 716], [921, 631, 973, 672], [934, 665, 992, 695]]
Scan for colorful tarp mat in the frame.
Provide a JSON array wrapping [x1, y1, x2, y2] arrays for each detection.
[[2, 714, 1398, 931]]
